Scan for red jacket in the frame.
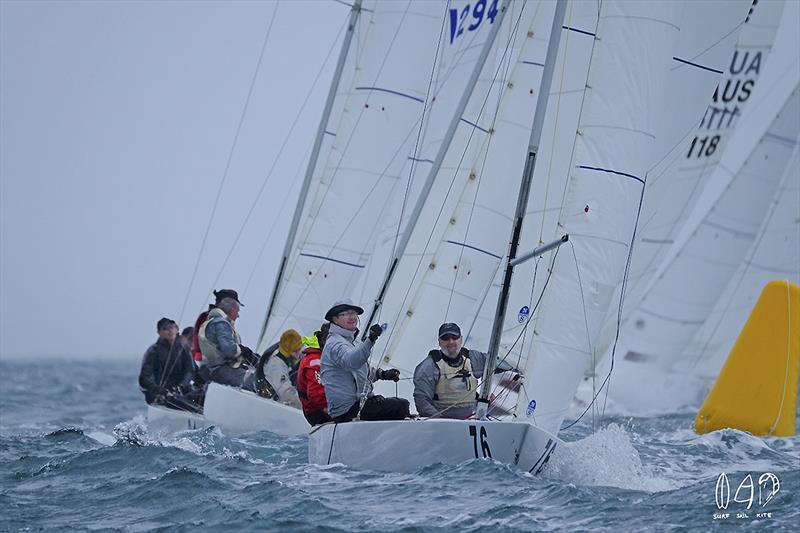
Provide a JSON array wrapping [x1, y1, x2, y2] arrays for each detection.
[[297, 347, 327, 413], [191, 309, 210, 362]]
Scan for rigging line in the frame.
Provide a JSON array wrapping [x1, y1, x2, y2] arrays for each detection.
[[553, 2, 602, 238], [487, 247, 559, 403], [562, 173, 647, 432], [207, 12, 351, 299], [567, 239, 594, 429], [445, 0, 534, 318], [242, 151, 310, 296], [768, 281, 792, 436], [374, 3, 533, 366], [387, 0, 451, 318], [178, 1, 280, 326], [539, 0, 574, 243], [687, 144, 800, 371]]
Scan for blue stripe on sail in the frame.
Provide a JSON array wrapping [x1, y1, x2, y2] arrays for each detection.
[[355, 86, 425, 103], [446, 240, 502, 260], [299, 253, 365, 268], [562, 26, 595, 37], [460, 118, 490, 134], [522, 60, 545, 67], [324, 130, 336, 136], [408, 156, 435, 164], [578, 165, 645, 185], [672, 57, 724, 75]]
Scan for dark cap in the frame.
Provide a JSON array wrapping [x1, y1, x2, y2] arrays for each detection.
[[438, 323, 461, 339], [181, 326, 194, 338], [157, 317, 178, 331], [213, 289, 244, 307], [324, 298, 364, 322]]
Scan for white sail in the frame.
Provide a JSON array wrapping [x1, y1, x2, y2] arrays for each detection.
[[515, 0, 751, 434], [606, 86, 800, 410], [590, 0, 786, 363], [259, 1, 450, 349], [370, 1, 605, 400], [684, 146, 799, 384]]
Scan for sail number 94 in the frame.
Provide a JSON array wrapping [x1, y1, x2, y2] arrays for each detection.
[[468, 425, 492, 458], [449, 0, 500, 44]]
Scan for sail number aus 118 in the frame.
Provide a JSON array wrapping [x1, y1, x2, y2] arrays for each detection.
[[687, 134, 721, 158], [450, 0, 500, 44], [468, 425, 492, 458]]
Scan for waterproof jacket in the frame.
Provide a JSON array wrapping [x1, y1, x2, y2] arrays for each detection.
[[264, 352, 301, 408], [199, 307, 241, 370], [320, 323, 378, 418], [139, 338, 194, 403], [297, 346, 327, 413], [413, 348, 489, 418]]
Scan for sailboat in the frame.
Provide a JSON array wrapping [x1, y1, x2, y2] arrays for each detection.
[[309, 0, 752, 472]]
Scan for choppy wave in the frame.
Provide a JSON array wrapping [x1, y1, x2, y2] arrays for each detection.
[[1, 358, 797, 531]]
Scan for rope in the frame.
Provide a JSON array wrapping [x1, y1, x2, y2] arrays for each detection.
[[178, 2, 280, 325]]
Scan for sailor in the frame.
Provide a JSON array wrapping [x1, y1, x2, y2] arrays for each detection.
[[190, 289, 239, 364], [179, 326, 194, 351], [138, 317, 195, 408], [263, 329, 303, 408], [198, 292, 258, 389], [297, 324, 332, 425], [320, 299, 409, 423], [412, 322, 515, 419]]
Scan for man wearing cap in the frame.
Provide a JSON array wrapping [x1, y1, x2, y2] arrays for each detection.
[[413, 323, 515, 419], [198, 291, 258, 389], [263, 329, 303, 408], [320, 298, 409, 423], [139, 318, 195, 407]]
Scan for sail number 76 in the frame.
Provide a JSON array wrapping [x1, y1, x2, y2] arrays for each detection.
[[468, 425, 492, 458], [449, 0, 500, 44]]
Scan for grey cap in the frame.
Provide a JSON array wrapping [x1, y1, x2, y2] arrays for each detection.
[[325, 298, 364, 322]]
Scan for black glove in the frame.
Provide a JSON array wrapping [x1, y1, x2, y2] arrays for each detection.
[[368, 324, 383, 342], [239, 344, 258, 366], [379, 368, 400, 382]]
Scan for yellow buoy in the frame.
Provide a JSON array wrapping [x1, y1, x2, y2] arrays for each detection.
[[695, 280, 799, 436]]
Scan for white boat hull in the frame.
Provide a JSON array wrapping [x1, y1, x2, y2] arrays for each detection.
[[146, 404, 207, 433], [203, 382, 310, 436], [308, 418, 559, 473]]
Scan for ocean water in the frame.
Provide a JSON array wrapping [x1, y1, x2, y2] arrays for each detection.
[[1, 358, 797, 532]]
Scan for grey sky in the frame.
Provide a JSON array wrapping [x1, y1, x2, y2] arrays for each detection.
[[1, 0, 346, 359]]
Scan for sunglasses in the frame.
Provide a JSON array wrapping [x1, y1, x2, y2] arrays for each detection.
[[440, 334, 461, 341]]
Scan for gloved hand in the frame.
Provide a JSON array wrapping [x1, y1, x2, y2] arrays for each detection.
[[239, 344, 258, 366], [368, 324, 383, 342], [379, 368, 400, 382]]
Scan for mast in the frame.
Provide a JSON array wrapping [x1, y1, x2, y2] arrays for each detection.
[[259, 0, 363, 345], [360, 0, 512, 339], [475, 0, 567, 420]]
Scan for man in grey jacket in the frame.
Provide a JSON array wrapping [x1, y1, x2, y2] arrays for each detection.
[[198, 293, 257, 389], [413, 323, 515, 419], [320, 299, 409, 423]]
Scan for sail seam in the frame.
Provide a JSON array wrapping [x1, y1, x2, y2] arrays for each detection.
[[354, 86, 425, 103], [562, 25, 595, 37], [577, 165, 644, 184], [445, 240, 503, 259], [298, 253, 366, 268]]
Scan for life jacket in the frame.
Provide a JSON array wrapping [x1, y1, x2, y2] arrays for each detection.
[[297, 346, 327, 413], [429, 348, 478, 411], [191, 309, 211, 362], [198, 307, 242, 367], [274, 351, 300, 387]]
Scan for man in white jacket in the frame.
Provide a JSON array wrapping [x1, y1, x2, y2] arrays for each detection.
[[264, 329, 303, 408]]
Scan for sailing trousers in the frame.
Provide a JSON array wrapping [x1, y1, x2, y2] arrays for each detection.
[[333, 395, 410, 423]]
